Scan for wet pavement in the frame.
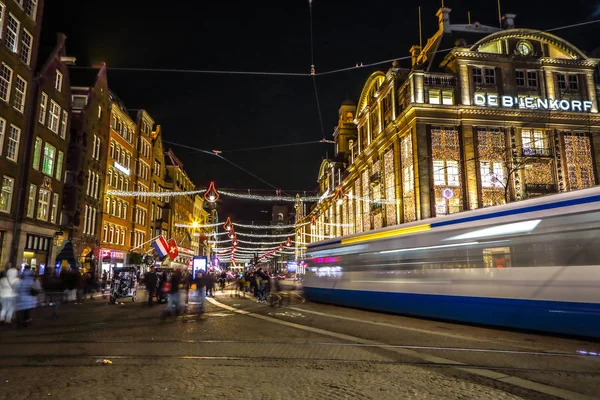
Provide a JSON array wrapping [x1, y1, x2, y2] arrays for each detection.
[[0, 284, 598, 399]]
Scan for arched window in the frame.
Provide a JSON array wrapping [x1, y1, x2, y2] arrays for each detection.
[[117, 201, 122, 218]]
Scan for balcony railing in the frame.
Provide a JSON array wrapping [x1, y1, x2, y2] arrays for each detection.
[[525, 183, 557, 193], [522, 147, 553, 157], [423, 74, 456, 87]]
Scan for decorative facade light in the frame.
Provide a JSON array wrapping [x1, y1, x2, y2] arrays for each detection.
[[285, 237, 292, 247], [227, 227, 236, 239]]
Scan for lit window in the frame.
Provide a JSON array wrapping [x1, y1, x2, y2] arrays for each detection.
[[13, 75, 26, 113], [429, 90, 440, 104], [55, 151, 63, 180], [36, 188, 50, 221], [6, 124, 20, 162], [39, 92, 48, 123], [433, 160, 445, 185], [55, 70, 63, 92], [442, 90, 453, 105], [26, 184, 36, 217], [0, 5, 5, 40], [20, 29, 32, 65], [0, 176, 14, 213], [48, 100, 61, 133], [32, 137, 41, 169], [60, 109, 68, 138], [0, 118, 5, 156], [42, 143, 56, 176], [5, 13, 19, 53], [516, 70, 525, 87], [50, 193, 59, 223], [446, 161, 459, 186], [0, 63, 13, 102], [72, 95, 87, 109], [103, 224, 108, 242]]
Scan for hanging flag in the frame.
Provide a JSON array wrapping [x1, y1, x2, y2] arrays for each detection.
[[167, 238, 179, 260], [152, 236, 169, 258]]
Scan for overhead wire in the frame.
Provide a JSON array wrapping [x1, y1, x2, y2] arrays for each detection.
[[70, 19, 600, 79]]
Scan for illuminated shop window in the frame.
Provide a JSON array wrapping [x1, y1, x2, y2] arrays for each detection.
[[477, 128, 506, 207], [400, 134, 416, 222], [362, 169, 371, 231], [384, 148, 397, 226], [432, 127, 462, 215], [564, 134, 595, 190]]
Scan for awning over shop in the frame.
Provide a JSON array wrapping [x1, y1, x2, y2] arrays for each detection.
[[55, 240, 77, 267]]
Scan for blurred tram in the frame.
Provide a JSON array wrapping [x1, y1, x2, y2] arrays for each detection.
[[303, 187, 600, 338]]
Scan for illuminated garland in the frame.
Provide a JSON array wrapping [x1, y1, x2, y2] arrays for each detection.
[[236, 231, 293, 238], [347, 193, 399, 205], [220, 190, 320, 202], [175, 222, 220, 229]]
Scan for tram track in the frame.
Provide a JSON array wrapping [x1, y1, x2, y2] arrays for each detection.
[[0, 338, 597, 359], [0, 353, 599, 376]]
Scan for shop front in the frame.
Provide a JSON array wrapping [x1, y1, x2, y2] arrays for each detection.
[[22, 234, 52, 275], [99, 249, 127, 280]]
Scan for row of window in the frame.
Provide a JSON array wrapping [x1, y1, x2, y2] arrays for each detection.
[[83, 205, 97, 236], [32, 137, 63, 180], [150, 201, 163, 222], [140, 137, 151, 159], [91, 134, 101, 161], [137, 159, 150, 181], [0, 63, 27, 112], [134, 206, 147, 226], [132, 230, 146, 249], [104, 196, 128, 221], [39, 92, 68, 138], [110, 114, 134, 144], [86, 170, 100, 199], [109, 140, 132, 169], [0, 4, 34, 65], [25, 184, 58, 222], [102, 223, 126, 246], [107, 168, 130, 191], [0, 118, 19, 161], [472, 67, 580, 91]]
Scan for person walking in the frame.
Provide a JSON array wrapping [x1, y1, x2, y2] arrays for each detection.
[[144, 266, 158, 307], [161, 269, 182, 320], [16, 265, 40, 327], [0, 263, 19, 324], [195, 271, 209, 314]]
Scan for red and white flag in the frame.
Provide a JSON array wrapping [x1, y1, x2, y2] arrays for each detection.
[[167, 239, 179, 260]]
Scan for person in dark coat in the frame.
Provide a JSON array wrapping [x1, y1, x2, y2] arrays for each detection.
[[144, 266, 158, 307]]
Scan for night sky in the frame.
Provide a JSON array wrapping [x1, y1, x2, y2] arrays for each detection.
[[40, 0, 600, 224]]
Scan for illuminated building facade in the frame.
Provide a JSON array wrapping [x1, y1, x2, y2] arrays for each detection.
[[296, 7, 600, 251], [149, 125, 170, 242], [131, 110, 154, 256], [15, 33, 70, 273], [0, 0, 45, 267], [164, 149, 195, 267], [65, 62, 110, 271], [99, 96, 137, 269]]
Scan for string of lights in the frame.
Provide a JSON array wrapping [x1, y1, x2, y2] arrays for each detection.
[[174, 222, 221, 229], [235, 231, 293, 238], [219, 190, 321, 202]]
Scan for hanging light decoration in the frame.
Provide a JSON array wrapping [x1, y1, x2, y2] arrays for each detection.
[[333, 185, 345, 206], [204, 181, 219, 202], [223, 217, 233, 231], [285, 237, 292, 247], [231, 234, 239, 247], [227, 226, 236, 239], [279, 244, 284, 251]]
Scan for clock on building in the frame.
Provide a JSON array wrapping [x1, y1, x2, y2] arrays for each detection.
[[516, 41, 533, 56]]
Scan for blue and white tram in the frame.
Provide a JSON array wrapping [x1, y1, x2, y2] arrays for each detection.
[[303, 187, 600, 338]]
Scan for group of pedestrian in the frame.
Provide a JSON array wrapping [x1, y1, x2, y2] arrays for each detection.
[[0, 263, 41, 327]]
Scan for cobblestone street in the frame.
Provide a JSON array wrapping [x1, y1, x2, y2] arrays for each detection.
[[0, 287, 598, 399]]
